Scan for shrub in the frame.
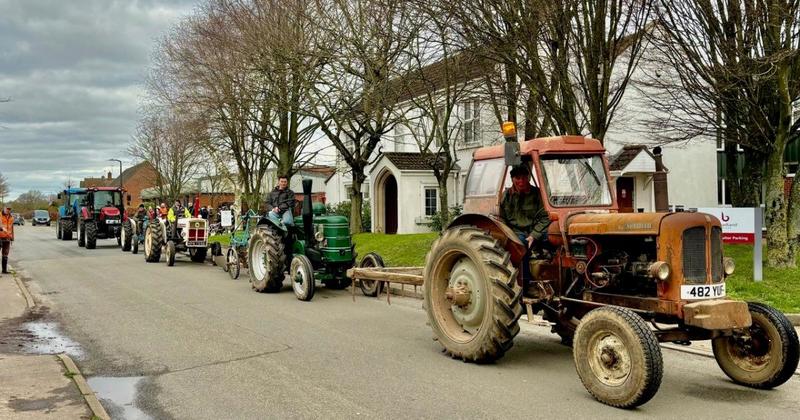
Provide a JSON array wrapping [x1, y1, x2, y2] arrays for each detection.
[[429, 204, 463, 233], [326, 199, 371, 232]]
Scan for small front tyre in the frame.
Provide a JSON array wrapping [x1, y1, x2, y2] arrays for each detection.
[[291, 255, 315, 301], [227, 248, 240, 279], [712, 302, 800, 389], [573, 306, 663, 408], [166, 241, 176, 266]]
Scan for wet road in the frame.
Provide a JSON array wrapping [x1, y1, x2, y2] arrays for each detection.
[[9, 225, 800, 419]]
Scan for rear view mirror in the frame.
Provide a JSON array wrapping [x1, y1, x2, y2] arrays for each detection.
[[504, 142, 521, 167]]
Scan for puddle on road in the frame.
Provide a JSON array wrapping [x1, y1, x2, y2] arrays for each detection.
[[22, 321, 84, 359], [87, 376, 153, 420]]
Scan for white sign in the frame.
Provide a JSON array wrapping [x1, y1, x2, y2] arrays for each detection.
[[221, 210, 233, 227], [696, 207, 762, 282]]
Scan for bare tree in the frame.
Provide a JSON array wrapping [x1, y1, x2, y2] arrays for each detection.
[[445, 0, 653, 143], [0, 172, 9, 206], [129, 110, 206, 203], [657, 0, 800, 267], [308, 0, 421, 233]]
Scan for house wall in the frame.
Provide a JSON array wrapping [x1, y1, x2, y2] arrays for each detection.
[[124, 164, 159, 209]]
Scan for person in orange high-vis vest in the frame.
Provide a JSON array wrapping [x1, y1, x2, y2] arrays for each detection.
[[0, 207, 14, 275]]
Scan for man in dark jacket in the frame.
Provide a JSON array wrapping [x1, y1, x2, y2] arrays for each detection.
[[267, 175, 295, 226]]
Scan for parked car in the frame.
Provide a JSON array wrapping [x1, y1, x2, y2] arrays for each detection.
[[31, 209, 51, 226], [12, 213, 25, 226]]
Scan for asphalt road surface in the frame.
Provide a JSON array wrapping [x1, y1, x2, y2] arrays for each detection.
[[8, 225, 800, 419]]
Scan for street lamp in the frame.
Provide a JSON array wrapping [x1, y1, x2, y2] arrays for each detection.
[[108, 159, 123, 189]]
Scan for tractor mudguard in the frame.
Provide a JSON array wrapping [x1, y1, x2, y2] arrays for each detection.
[[80, 207, 90, 220], [447, 213, 526, 265], [256, 216, 288, 235]]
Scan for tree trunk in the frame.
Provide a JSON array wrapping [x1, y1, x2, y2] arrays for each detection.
[[438, 176, 450, 229], [788, 175, 799, 262], [764, 147, 792, 267], [350, 170, 365, 234]]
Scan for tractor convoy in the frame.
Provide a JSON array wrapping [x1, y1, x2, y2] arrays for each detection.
[[49, 123, 798, 409]]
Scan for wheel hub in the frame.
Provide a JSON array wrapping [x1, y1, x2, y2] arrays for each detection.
[[588, 332, 631, 387], [448, 257, 485, 331]]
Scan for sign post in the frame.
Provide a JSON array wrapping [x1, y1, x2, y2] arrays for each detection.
[[697, 207, 762, 282]]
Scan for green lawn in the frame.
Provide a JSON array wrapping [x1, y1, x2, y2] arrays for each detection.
[[208, 233, 231, 246], [353, 234, 800, 313]]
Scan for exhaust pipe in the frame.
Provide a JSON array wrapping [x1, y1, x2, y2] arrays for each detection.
[[302, 179, 314, 245]]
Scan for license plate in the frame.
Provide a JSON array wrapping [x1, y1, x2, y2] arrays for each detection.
[[187, 241, 205, 247], [106, 219, 120, 224], [681, 283, 726, 300]]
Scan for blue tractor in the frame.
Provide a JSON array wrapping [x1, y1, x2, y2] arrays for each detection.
[[56, 188, 88, 241]]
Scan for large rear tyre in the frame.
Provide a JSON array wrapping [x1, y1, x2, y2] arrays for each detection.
[[573, 306, 663, 409], [57, 221, 62, 239], [62, 220, 73, 241], [85, 222, 97, 249], [121, 219, 132, 252], [166, 241, 176, 266], [132, 237, 139, 255], [712, 302, 800, 389], [247, 227, 286, 293], [144, 221, 163, 263], [291, 255, 315, 301], [189, 247, 207, 263], [423, 226, 522, 363], [358, 252, 385, 297]]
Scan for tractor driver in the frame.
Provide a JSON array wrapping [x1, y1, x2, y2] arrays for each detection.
[[168, 199, 191, 222], [500, 165, 550, 295], [267, 175, 295, 226]]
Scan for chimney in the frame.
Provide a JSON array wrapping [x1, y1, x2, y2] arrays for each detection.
[[107, 171, 112, 180], [652, 146, 669, 212]]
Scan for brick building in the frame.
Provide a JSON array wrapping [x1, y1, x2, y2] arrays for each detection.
[[115, 161, 159, 208]]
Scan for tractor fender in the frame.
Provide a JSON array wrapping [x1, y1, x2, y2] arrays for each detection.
[[256, 216, 288, 235], [129, 218, 137, 232], [80, 207, 90, 220], [447, 213, 526, 265]]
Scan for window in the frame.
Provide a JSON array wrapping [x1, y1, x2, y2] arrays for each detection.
[[424, 188, 438, 216], [462, 100, 480, 145], [540, 155, 612, 207], [717, 178, 732, 206], [465, 158, 505, 196]]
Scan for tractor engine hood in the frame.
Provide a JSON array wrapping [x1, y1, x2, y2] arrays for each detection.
[[565, 212, 716, 236], [99, 207, 121, 220]]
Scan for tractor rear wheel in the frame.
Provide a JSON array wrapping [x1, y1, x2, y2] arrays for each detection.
[[573, 306, 663, 408], [248, 227, 286, 293], [77, 222, 85, 247], [62, 220, 73, 241], [144, 222, 163, 263], [166, 241, 176, 266], [291, 255, 315, 301], [712, 302, 800, 389], [423, 225, 522, 363], [189, 247, 207, 263], [85, 222, 97, 249], [358, 252, 385, 297], [121, 219, 132, 252], [57, 221, 62, 239]]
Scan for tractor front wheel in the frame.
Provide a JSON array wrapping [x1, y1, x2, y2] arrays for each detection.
[[423, 225, 522, 363], [712, 302, 800, 389], [166, 241, 176, 266], [121, 219, 132, 252], [57, 221, 62, 239], [291, 255, 315, 301], [573, 306, 663, 408], [247, 227, 286, 293], [85, 222, 97, 249], [77, 222, 85, 247], [358, 252, 385, 297], [62, 220, 73, 241], [144, 222, 163, 263]]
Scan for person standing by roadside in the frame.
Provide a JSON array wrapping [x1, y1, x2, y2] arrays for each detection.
[[0, 207, 15, 275]]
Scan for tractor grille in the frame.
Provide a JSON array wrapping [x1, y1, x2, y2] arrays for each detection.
[[711, 227, 723, 282], [683, 227, 707, 284]]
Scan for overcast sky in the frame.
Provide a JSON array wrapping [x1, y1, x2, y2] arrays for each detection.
[[0, 0, 196, 200]]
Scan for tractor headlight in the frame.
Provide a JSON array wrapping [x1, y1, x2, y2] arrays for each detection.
[[649, 261, 670, 281], [315, 231, 324, 242], [723, 257, 735, 275]]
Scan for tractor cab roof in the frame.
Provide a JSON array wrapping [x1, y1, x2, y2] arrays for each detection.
[[63, 188, 87, 194], [474, 135, 605, 161], [88, 186, 125, 192]]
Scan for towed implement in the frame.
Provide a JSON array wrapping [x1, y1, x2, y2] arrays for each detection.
[[349, 125, 799, 408]]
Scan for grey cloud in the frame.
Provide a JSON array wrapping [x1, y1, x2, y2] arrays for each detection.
[[0, 0, 196, 199]]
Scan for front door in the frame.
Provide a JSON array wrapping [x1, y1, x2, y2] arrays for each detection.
[[616, 177, 634, 213], [384, 175, 398, 234]]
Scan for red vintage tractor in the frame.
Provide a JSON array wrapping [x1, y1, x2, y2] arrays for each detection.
[[423, 123, 798, 408]]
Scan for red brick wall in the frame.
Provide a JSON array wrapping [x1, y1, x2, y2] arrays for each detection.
[[785, 176, 794, 198]]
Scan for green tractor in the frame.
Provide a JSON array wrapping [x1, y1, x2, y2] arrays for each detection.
[[247, 179, 356, 301]]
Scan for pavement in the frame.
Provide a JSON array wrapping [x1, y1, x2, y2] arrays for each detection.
[[0, 264, 104, 419]]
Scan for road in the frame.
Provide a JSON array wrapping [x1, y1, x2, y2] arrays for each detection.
[[7, 225, 800, 419]]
